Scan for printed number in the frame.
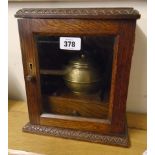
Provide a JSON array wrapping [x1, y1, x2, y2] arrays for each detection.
[[64, 41, 75, 47]]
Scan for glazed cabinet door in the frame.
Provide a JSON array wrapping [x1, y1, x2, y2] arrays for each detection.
[[18, 18, 135, 134]]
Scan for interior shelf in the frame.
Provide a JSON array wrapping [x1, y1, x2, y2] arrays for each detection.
[[37, 40, 59, 44], [42, 94, 109, 119], [40, 69, 65, 76]]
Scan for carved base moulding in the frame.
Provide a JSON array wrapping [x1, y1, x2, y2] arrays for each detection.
[[23, 122, 129, 147]]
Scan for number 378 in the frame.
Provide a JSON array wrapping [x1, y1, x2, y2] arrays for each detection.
[[64, 41, 75, 47]]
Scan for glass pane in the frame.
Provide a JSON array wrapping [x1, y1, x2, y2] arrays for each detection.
[[35, 35, 114, 119]]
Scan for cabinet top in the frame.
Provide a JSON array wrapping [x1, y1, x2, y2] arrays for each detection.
[[15, 8, 140, 20]]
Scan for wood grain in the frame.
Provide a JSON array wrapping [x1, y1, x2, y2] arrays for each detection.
[[40, 114, 111, 134], [8, 100, 147, 155], [16, 8, 140, 146], [110, 21, 137, 133], [43, 95, 108, 119], [17, 18, 120, 134], [8, 100, 147, 130], [31, 19, 119, 35], [18, 19, 42, 124]]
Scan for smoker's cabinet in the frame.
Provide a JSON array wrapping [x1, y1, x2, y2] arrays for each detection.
[[15, 8, 140, 147]]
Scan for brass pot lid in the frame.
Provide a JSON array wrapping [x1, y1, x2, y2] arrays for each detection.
[[69, 54, 94, 69]]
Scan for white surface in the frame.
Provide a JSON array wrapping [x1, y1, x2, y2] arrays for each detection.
[[8, 149, 44, 155], [143, 150, 147, 155], [8, 1, 147, 113]]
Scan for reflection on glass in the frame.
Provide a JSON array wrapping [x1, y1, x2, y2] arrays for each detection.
[[35, 35, 114, 119]]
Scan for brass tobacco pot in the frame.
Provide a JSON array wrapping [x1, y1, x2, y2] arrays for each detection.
[[64, 54, 102, 94]]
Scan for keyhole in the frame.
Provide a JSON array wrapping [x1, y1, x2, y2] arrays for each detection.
[[29, 63, 33, 70]]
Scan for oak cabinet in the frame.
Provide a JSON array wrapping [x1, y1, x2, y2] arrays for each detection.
[[15, 8, 140, 147]]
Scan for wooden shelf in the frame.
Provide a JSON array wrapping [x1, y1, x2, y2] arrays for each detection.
[[43, 94, 108, 119], [40, 69, 65, 76], [37, 40, 59, 44]]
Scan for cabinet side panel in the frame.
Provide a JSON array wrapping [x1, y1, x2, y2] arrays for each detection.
[[110, 20, 136, 133]]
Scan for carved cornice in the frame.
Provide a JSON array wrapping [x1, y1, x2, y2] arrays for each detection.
[[15, 8, 140, 19], [23, 123, 129, 147]]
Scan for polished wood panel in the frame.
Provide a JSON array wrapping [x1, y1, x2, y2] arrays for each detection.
[[18, 19, 42, 124], [43, 95, 108, 118], [31, 19, 119, 35], [40, 114, 111, 134], [110, 21, 137, 133]]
